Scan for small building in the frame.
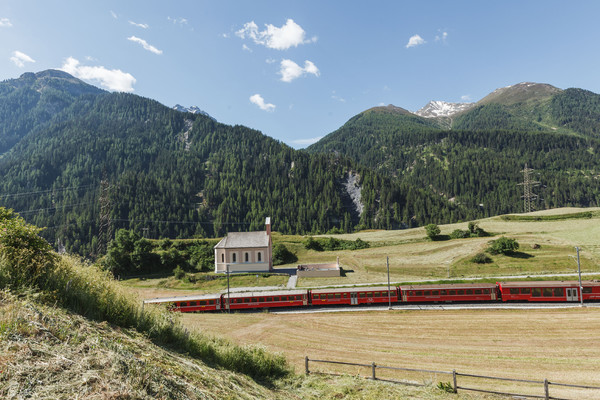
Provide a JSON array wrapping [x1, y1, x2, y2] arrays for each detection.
[[214, 217, 273, 273], [296, 257, 341, 278]]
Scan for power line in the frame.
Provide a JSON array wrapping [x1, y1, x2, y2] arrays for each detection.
[[0, 184, 98, 199], [16, 201, 96, 215]]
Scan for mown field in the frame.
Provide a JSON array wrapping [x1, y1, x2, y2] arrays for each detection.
[[182, 307, 600, 399]]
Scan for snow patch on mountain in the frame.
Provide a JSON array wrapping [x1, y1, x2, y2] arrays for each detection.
[[415, 101, 475, 118], [173, 104, 215, 120]]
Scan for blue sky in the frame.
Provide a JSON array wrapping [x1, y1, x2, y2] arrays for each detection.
[[2, 1, 600, 148]]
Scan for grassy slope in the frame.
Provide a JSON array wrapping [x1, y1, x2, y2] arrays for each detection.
[[0, 290, 495, 399]]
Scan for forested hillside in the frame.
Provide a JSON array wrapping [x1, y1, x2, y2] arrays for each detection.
[[0, 70, 461, 256], [308, 89, 600, 218]]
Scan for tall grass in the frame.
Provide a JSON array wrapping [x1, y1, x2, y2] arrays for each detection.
[[0, 208, 290, 384]]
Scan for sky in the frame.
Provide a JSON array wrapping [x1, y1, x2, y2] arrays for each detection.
[[2, 1, 600, 148]]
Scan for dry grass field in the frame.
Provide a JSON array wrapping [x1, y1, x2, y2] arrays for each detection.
[[182, 307, 600, 399], [288, 207, 600, 286]]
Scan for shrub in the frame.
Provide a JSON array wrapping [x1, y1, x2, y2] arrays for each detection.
[[304, 236, 322, 251], [425, 224, 441, 240], [304, 236, 369, 251], [488, 237, 519, 255], [272, 244, 297, 266], [471, 252, 493, 264], [450, 229, 471, 239], [173, 265, 186, 280]]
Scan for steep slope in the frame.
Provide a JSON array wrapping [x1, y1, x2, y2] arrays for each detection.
[[309, 83, 600, 219], [0, 71, 461, 256], [0, 70, 104, 154]]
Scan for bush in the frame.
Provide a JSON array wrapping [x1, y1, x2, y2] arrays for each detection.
[[425, 224, 441, 240], [173, 265, 186, 280], [471, 252, 493, 264], [450, 229, 471, 239], [488, 237, 519, 255], [272, 244, 298, 266], [304, 236, 370, 252]]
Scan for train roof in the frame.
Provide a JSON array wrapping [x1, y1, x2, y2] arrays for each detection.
[[498, 281, 600, 288], [399, 283, 497, 290], [144, 293, 221, 304], [224, 289, 306, 298], [311, 286, 395, 294]]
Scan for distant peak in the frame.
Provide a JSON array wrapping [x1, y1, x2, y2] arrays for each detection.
[[415, 100, 475, 119], [364, 104, 411, 115], [173, 104, 215, 120], [478, 82, 561, 106]]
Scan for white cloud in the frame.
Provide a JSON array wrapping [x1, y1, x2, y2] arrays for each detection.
[[60, 57, 136, 92], [110, 10, 118, 19], [236, 19, 316, 50], [242, 44, 252, 52], [129, 20, 149, 29], [292, 136, 323, 145], [461, 94, 472, 101], [0, 18, 12, 27], [331, 91, 346, 103], [265, 57, 277, 64], [406, 34, 426, 48], [435, 31, 448, 43], [10, 51, 35, 68], [127, 36, 163, 55], [168, 16, 188, 26], [279, 59, 320, 83], [249, 94, 276, 112]]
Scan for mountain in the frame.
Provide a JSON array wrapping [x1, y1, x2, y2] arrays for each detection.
[[308, 82, 600, 218], [172, 104, 214, 120], [0, 70, 104, 154], [415, 100, 475, 118], [0, 70, 460, 256]]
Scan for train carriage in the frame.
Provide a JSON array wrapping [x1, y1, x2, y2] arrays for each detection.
[[399, 283, 498, 303], [498, 281, 600, 302], [310, 286, 399, 306], [224, 290, 308, 310], [145, 293, 222, 312]]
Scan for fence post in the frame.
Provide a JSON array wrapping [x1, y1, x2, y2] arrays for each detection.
[[453, 369, 457, 393], [372, 362, 376, 380], [544, 379, 549, 400], [305, 356, 309, 374]]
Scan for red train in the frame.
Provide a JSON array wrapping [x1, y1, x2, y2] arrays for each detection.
[[144, 280, 600, 312]]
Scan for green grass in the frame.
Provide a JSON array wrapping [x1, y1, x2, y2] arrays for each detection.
[[500, 211, 598, 221], [123, 272, 289, 292]]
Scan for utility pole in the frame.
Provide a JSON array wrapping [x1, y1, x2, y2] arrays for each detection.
[[576, 247, 584, 307], [97, 174, 113, 256], [227, 263, 231, 314], [518, 163, 540, 213], [387, 256, 392, 310]]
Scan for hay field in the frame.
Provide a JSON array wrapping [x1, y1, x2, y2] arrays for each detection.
[[292, 208, 600, 286], [183, 307, 600, 399]]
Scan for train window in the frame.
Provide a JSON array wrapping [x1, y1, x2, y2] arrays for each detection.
[[432, 291, 439, 295], [360, 293, 366, 298], [296, 295, 302, 300], [474, 289, 482, 295], [583, 287, 592, 294], [532, 288, 542, 297], [194, 301, 200, 306], [267, 297, 273, 302], [416, 291, 423, 296], [335, 294, 341, 299], [244, 298, 250, 303], [209, 300, 215, 305], [366, 292, 373, 297], [320, 294, 326, 300], [510, 288, 519, 295], [457, 290, 464, 295], [259, 298, 265, 302], [554, 288, 564, 296], [440, 290, 447, 295], [449, 290, 456, 295], [543, 288, 553, 297], [328, 294, 334, 299], [181, 302, 187, 307], [484, 289, 490, 294], [424, 291, 431, 296], [521, 288, 531, 294], [465, 289, 473, 295]]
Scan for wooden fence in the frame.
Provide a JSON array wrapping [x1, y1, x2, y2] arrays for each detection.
[[304, 356, 600, 400]]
